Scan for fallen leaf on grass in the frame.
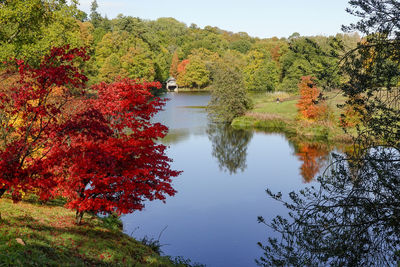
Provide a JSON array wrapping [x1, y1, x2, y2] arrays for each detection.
[[16, 238, 25, 246]]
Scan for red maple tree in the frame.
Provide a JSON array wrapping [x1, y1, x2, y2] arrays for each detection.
[[0, 47, 181, 224], [0, 45, 89, 202], [50, 79, 181, 223]]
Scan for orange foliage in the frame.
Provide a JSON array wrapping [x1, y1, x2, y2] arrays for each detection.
[[177, 59, 189, 75], [339, 94, 365, 128], [360, 38, 377, 72], [339, 105, 360, 128], [270, 44, 281, 62], [296, 76, 326, 120], [0, 69, 19, 92]]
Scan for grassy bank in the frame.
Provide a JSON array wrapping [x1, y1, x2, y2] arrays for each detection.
[[232, 91, 353, 143], [0, 198, 199, 266]]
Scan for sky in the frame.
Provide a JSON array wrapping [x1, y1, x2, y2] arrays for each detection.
[[77, 0, 358, 39]]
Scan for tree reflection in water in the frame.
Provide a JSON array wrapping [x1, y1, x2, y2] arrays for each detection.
[[207, 123, 253, 174], [293, 142, 331, 183], [257, 146, 400, 266]]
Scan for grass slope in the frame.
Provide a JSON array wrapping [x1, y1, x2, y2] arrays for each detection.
[[0, 198, 196, 267]]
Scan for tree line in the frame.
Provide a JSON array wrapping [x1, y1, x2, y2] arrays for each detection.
[[0, 0, 360, 92]]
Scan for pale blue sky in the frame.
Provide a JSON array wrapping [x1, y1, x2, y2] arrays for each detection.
[[77, 0, 358, 38]]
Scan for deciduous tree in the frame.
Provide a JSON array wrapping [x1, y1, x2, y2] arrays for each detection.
[[208, 55, 253, 123], [243, 50, 279, 91], [169, 50, 179, 78], [181, 56, 210, 89], [50, 79, 180, 224], [0, 45, 89, 201], [296, 76, 326, 120], [0, 0, 85, 66], [0, 46, 180, 224]]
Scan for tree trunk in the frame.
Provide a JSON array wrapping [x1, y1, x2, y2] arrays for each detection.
[[0, 188, 5, 220], [0, 188, 6, 199], [76, 210, 84, 225]]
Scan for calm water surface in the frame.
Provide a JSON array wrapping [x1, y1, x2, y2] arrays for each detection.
[[122, 92, 328, 267]]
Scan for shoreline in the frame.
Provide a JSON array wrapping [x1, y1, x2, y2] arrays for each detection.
[[232, 114, 353, 143], [231, 91, 354, 144]]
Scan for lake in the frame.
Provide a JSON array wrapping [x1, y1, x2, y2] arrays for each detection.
[[122, 92, 332, 267]]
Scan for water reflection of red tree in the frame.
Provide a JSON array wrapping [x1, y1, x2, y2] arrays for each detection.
[[296, 143, 329, 182]]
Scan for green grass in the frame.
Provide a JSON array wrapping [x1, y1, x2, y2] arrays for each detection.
[[253, 99, 298, 119], [232, 90, 354, 143], [0, 198, 201, 267], [232, 116, 292, 133]]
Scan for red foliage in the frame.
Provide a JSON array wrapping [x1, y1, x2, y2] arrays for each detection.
[[0, 45, 88, 201], [0, 46, 181, 218], [296, 76, 326, 120], [49, 79, 181, 215], [177, 59, 189, 75]]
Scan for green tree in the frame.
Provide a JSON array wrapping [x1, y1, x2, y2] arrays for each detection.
[[94, 31, 124, 67], [179, 55, 210, 88], [251, 38, 288, 63], [148, 17, 188, 52], [208, 55, 253, 123], [120, 44, 155, 81], [222, 31, 254, 54], [278, 37, 340, 92], [229, 39, 252, 54], [180, 26, 228, 57], [36, 3, 84, 49], [177, 48, 220, 88], [0, 0, 51, 64], [90, 0, 102, 28], [94, 32, 156, 81], [98, 53, 121, 82], [0, 0, 83, 66], [244, 50, 280, 91], [154, 46, 171, 82]]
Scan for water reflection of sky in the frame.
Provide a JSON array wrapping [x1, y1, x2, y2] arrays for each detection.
[[122, 92, 317, 267], [155, 91, 210, 132]]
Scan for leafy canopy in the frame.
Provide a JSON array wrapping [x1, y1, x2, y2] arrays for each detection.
[[0, 46, 180, 224]]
